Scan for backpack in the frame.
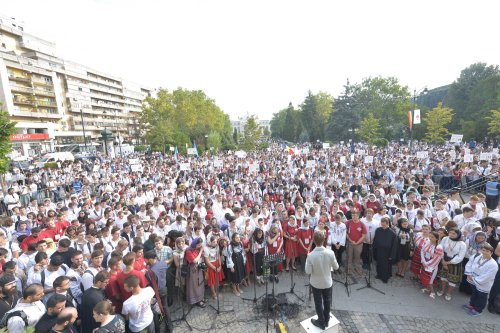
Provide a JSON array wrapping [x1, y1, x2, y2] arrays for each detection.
[[41, 265, 68, 288], [0, 310, 28, 329], [80, 269, 96, 292]]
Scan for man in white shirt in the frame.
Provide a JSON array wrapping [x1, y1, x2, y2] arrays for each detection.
[[453, 206, 476, 232], [305, 231, 339, 330], [5, 283, 46, 332], [361, 208, 380, 268], [122, 275, 155, 333]]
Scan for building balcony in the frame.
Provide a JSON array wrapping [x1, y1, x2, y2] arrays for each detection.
[[13, 98, 35, 106], [36, 100, 58, 108], [89, 91, 124, 104], [8, 74, 31, 83], [11, 85, 34, 94], [11, 109, 62, 119], [34, 89, 55, 97], [31, 78, 53, 87], [90, 100, 123, 110]]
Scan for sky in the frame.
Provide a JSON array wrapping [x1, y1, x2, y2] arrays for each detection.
[[2, 0, 499, 120]]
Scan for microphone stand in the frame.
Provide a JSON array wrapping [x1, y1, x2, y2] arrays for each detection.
[[170, 260, 193, 331], [332, 222, 354, 296], [357, 226, 385, 295]]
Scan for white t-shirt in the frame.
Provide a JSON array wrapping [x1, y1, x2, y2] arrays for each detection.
[[122, 286, 155, 332]]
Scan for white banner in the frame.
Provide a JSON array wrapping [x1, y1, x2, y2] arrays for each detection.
[[322, 143, 330, 149], [413, 109, 421, 124], [169, 147, 175, 152], [464, 154, 473, 163], [301, 148, 309, 154], [129, 158, 140, 165], [480, 153, 493, 161], [213, 159, 223, 168], [306, 160, 316, 169], [235, 151, 247, 158], [130, 164, 143, 172], [357, 150, 365, 156], [180, 163, 191, 171], [249, 163, 259, 172], [364, 156, 374, 164], [340, 156, 346, 165], [93, 165, 100, 172], [187, 148, 197, 155], [450, 134, 463, 143], [416, 151, 428, 159]]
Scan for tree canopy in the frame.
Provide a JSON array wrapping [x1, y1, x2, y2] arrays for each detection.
[[0, 104, 17, 173], [141, 88, 234, 152], [270, 63, 500, 144]]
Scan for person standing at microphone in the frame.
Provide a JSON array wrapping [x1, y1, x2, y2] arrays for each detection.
[[305, 230, 339, 330]]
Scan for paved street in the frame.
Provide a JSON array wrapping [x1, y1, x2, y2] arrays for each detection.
[[169, 268, 500, 333]]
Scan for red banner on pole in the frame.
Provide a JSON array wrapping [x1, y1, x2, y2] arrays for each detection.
[[408, 111, 413, 130]]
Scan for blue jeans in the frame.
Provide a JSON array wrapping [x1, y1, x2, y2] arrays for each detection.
[[312, 285, 332, 326]]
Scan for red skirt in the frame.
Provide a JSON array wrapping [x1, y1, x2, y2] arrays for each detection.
[[410, 246, 422, 275], [285, 240, 299, 259], [419, 268, 438, 288], [207, 261, 225, 287], [245, 252, 253, 274]]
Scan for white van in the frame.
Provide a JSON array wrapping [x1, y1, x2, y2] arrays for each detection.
[[36, 152, 74, 168]]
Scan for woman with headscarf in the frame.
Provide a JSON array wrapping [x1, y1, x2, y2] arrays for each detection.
[[459, 230, 487, 294], [227, 233, 246, 296], [204, 236, 224, 299], [437, 228, 466, 301], [394, 218, 414, 278], [420, 231, 443, 299], [298, 217, 314, 272], [410, 224, 431, 279], [284, 215, 299, 271], [252, 228, 266, 285], [184, 237, 207, 307]]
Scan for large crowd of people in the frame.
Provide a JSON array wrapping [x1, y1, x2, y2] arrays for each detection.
[[0, 141, 499, 332]]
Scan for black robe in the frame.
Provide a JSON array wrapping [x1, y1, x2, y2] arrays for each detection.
[[80, 287, 106, 333], [372, 227, 397, 282]]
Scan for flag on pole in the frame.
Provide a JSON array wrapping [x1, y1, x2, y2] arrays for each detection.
[[408, 111, 413, 130], [413, 109, 421, 124], [282, 144, 294, 155], [174, 146, 178, 163]]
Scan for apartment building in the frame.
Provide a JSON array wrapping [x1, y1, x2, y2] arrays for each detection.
[[0, 15, 151, 158]]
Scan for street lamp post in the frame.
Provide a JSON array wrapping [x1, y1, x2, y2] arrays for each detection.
[[410, 87, 428, 153], [114, 110, 123, 157], [79, 109, 88, 150]]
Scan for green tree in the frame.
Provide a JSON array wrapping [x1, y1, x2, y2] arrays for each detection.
[[424, 102, 454, 144], [327, 79, 360, 142], [300, 91, 332, 142], [0, 105, 17, 173], [141, 88, 232, 150], [233, 128, 239, 143], [445, 63, 500, 139], [207, 130, 222, 151], [358, 113, 381, 145], [241, 115, 261, 150], [486, 109, 500, 137], [353, 76, 412, 140]]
